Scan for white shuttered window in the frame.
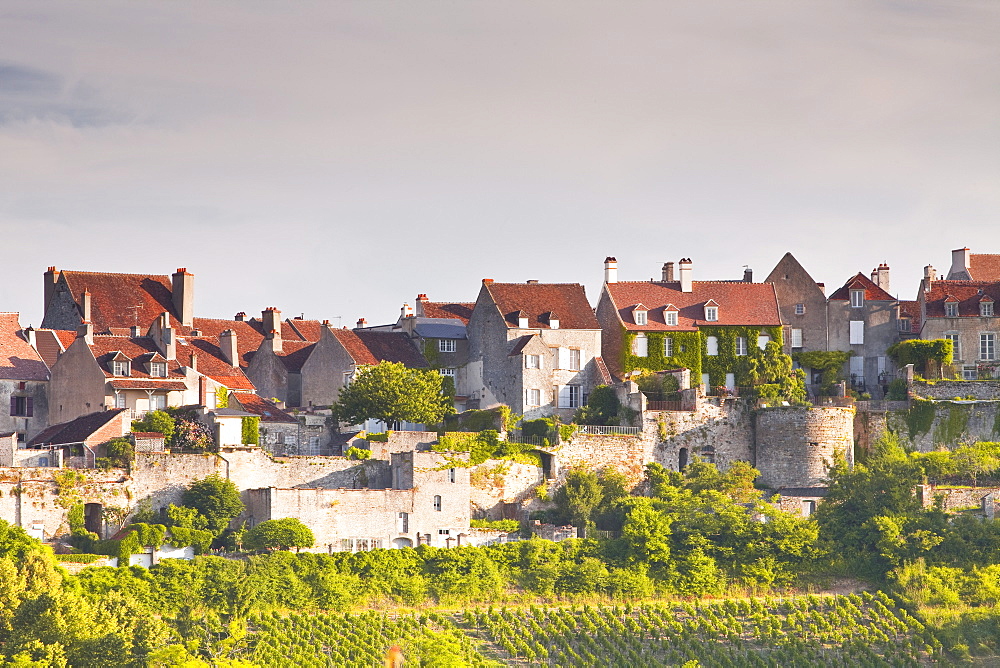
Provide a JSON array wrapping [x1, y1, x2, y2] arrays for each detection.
[[850, 321, 865, 345]]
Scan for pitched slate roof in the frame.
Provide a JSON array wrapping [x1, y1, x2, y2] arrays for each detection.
[[275, 340, 316, 373], [828, 273, 895, 302], [507, 334, 535, 357], [230, 393, 298, 423], [604, 282, 781, 331], [924, 281, 1000, 318], [58, 270, 181, 331], [0, 314, 49, 381], [484, 282, 600, 330], [332, 329, 428, 367], [28, 409, 128, 446], [969, 254, 1000, 281]]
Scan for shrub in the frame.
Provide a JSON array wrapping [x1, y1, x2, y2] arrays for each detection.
[[344, 446, 371, 460]]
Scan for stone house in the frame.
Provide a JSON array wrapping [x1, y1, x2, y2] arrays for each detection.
[[327, 328, 429, 408], [915, 266, 1000, 380], [26, 408, 131, 468], [244, 450, 470, 551], [763, 253, 828, 357], [47, 312, 254, 425], [466, 279, 606, 420], [826, 269, 901, 396], [945, 247, 1000, 281], [595, 257, 783, 394], [0, 313, 50, 443]]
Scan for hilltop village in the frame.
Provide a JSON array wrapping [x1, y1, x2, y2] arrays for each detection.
[[2, 247, 1000, 561]]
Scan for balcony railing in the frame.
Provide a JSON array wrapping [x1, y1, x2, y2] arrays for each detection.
[[575, 425, 641, 436]]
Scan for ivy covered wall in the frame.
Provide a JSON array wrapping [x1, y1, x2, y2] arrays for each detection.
[[622, 330, 703, 378]]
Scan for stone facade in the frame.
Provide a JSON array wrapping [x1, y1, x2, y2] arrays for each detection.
[[913, 380, 1000, 401], [763, 252, 828, 357], [755, 407, 855, 489], [827, 273, 901, 397]]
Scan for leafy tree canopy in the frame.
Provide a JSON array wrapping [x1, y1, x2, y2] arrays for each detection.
[[181, 474, 245, 536], [573, 385, 622, 425], [244, 518, 315, 552], [335, 362, 455, 427]]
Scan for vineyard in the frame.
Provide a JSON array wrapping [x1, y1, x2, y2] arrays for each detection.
[[247, 590, 942, 667]]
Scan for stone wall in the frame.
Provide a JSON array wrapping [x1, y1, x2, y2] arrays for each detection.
[[649, 399, 754, 473], [755, 407, 855, 489], [884, 400, 1000, 452], [913, 380, 1000, 401], [469, 459, 545, 519], [917, 484, 1000, 512], [556, 434, 651, 487]]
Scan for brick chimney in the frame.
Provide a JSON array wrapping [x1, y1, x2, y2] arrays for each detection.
[[80, 290, 91, 323], [415, 294, 429, 317], [923, 265, 937, 293], [662, 262, 674, 282], [679, 258, 693, 293], [261, 307, 281, 348], [219, 329, 238, 367], [235, 311, 246, 322], [950, 248, 972, 280], [171, 268, 194, 328], [266, 329, 283, 353], [400, 302, 413, 319], [743, 267, 753, 283], [482, 278, 494, 285], [356, 317, 367, 328], [77, 320, 93, 344], [159, 312, 176, 361], [604, 257, 618, 284], [871, 263, 890, 292], [44, 267, 60, 316]]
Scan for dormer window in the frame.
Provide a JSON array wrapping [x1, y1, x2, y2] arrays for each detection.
[[664, 304, 678, 326], [704, 300, 719, 322], [150, 362, 167, 378], [112, 360, 130, 376], [850, 289, 865, 308], [945, 299, 959, 317], [982, 299, 994, 317], [516, 311, 529, 328]]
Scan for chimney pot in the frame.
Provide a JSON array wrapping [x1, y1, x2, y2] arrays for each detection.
[[482, 278, 494, 285], [357, 317, 367, 328], [235, 312, 246, 321], [604, 257, 618, 284]]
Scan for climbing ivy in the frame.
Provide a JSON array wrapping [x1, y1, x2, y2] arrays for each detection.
[[932, 403, 970, 446], [700, 325, 784, 389], [241, 416, 260, 445], [216, 387, 229, 408], [792, 351, 853, 391], [906, 399, 937, 439], [621, 329, 702, 378]]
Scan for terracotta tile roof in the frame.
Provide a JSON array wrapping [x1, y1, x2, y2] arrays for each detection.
[[897, 300, 921, 333], [189, 318, 264, 367], [828, 273, 895, 302], [230, 393, 298, 423], [59, 270, 181, 331], [485, 283, 600, 330], [283, 319, 328, 342], [109, 379, 187, 390], [179, 338, 256, 390], [0, 314, 49, 381], [604, 282, 781, 331], [594, 356, 612, 385], [131, 432, 164, 438], [970, 254, 1000, 281], [28, 409, 128, 446], [418, 300, 475, 325], [333, 329, 428, 367], [924, 281, 1000, 318]]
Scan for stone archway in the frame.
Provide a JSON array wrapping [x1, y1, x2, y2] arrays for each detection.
[[392, 537, 413, 549]]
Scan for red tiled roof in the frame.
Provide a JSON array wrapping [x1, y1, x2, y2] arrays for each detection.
[[898, 300, 921, 333], [604, 282, 781, 331], [283, 319, 328, 342], [970, 254, 1000, 281], [132, 432, 165, 439], [28, 409, 128, 446], [333, 329, 428, 367], [59, 270, 181, 331], [189, 318, 264, 367], [828, 273, 895, 302], [180, 338, 256, 390], [594, 357, 612, 385], [419, 301, 475, 325], [109, 379, 187, 390], [230, 393, 297, 423], [485, 283, 600, 330], [0, 314, 49, 381], [924, 281, 1000, 318]]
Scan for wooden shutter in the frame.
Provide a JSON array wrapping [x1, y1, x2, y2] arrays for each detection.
[[9, 397, 15, 416], [557, 347, 569, 369], [26, 397, 32, 417], [850, 321, 864, 345]]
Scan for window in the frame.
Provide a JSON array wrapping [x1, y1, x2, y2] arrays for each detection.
[[433, 495, 442, 511], [558, 385, 581, 408], [945, 302, 958, 317], [525, 388, 540, 407], [945, 333, 960, 361], [982, 301, 995, 317], [794, 303, 805, 315], [664, 337, 673, 357], [757, 334, 770, 350], [981, 333, 996, 361], [438, 529, 450, 535], [791, 329, 803, 349], [735, 336, 747, 356], [704, 306, 718, 322], [665, 310, 678, 326], [849, 321, 864, 345], [634, 310, 647, 326], [706, 336, 718, 356], [150, 394, 166, 411], [898, 318, 911, 332], [569, 348, 581, 371], [398, 512, 409, 533], [439, 367, 456, 379], [10, 396, 31, 417], [448, 468, 456, 483], [114, 393, 126, 409], [149, 362, 167, 378], [525, 354, 540, 369], [850, 289, 864, 308], [633, 334, 648, 357], [112, 360, 130, 376], [438, 339, 456, 353]]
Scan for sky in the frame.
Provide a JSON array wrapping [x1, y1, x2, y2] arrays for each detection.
[[1, 1, 998, 329]]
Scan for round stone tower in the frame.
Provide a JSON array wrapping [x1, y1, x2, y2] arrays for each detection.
[[755, 407, 854, 489]]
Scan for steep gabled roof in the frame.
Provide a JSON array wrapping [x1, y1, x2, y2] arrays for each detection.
[[283, 318, 328, 342], [828, 273, 895, 302], [0, 314, 49, 381], [230, 393, 298, 423], [58, 270, 181, 331], [484, 282, 600, 330], [604, 281, 781, 331], [418, 301, 475, 324], [924, 281, 1000, 318], [32, 329, 72, 369], [969, 254, 1000, 281], [189, 318, 264, 368], [274, 340, 316, 373], [332, 329, 428, 367], [28, 409, 128, 446]]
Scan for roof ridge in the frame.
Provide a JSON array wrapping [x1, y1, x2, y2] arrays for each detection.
[[61, 269, 171, 278]]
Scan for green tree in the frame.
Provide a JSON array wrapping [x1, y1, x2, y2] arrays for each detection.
[[887, 338, 954, 378], [243, 518, 314, 552], [131, 410, 175, 442], [181, 475, 245, 536], [573, 385, 621, 425], [553, 470, 603, 533], [105, 437, 135, 470], [953, 442, 1000, 487], [334, 362, 455, 427]]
